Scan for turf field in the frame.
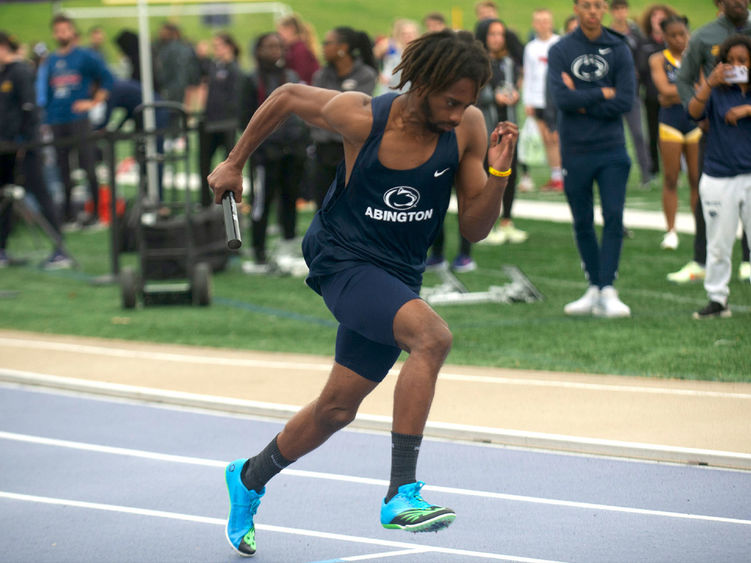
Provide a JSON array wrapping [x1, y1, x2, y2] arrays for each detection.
[[0, 1, 747, 382], [1, 0, 718, 68], [2, 198, 749, 382]]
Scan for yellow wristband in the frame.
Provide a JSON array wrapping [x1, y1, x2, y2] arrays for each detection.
[[489, 166, 512, 177]]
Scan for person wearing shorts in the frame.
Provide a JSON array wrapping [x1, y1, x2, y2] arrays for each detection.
[[208, 29, 519, 557], [649, 15, 702, 251], [522, 9, 563, 190]]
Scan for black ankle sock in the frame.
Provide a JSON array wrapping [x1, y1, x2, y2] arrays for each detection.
[[241, 434, 293, 493], [385, 432, 423, 502]]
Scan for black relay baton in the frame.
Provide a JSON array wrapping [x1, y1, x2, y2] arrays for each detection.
[[221, 192, 242, 250]]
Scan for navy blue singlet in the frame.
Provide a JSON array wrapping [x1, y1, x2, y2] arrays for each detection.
[[302, 92, 460, 293]]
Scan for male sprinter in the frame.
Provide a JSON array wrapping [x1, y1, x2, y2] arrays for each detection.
[[208, 29, 518, 557]]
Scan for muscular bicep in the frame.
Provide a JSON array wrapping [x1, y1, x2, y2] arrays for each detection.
[[321, 91, 373, 145], [282, 84, 342, 131]]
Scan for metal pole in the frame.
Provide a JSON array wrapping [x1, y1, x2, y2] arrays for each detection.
[[107, 134, 120, 277], [137, 0, 160, 206], [91, 133, 121, 286]]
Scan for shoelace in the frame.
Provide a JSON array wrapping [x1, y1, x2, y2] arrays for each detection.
[[403, 481, 431, 508], [248, 495, 262, 514]]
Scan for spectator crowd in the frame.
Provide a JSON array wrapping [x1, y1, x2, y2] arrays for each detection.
[[0, 0, 749, 318]]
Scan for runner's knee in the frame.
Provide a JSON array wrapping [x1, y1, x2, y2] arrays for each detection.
[[411, 323, 453, 361], [313, 400, 358, 433]]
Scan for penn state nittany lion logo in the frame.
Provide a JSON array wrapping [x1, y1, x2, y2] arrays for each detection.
[[366, 186, 432, 223], [571, 54, 609, 82], [383, 186, 420, 210]]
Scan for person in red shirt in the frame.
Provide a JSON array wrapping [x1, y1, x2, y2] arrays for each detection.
[[276, 13, 320, 85]]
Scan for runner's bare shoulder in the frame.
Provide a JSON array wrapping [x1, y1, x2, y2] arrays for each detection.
[[322, 91, 374, 146], [455, 105, 487, 157]]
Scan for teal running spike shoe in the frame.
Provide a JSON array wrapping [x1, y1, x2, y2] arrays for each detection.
[[225, 459, 265, 557], [380, 481, 456, 533]]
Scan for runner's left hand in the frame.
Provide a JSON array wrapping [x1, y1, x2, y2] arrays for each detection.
[[487, 121, 518, 175]]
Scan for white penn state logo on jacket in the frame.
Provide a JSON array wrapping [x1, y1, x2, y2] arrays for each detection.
[[571, 53, 609, 82]]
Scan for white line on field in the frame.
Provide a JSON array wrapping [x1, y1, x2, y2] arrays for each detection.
[[1, 431, 749, 527], [0, 491, 566, 563]]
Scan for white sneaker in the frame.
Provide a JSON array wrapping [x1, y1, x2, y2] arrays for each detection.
[[594, 286, 631, 318], [518, 174, 535, 192], [479, 226, 507, 245], [241, 260, 271, 275], [660, 230, 679, 250], [564, 286, 600, 316], [667, 260, 705, 283], [739, 261, 751, 282], [500, 223, 528, 244]]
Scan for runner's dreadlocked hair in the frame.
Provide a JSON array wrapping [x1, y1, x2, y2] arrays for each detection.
[[393, 29, 491, 96]]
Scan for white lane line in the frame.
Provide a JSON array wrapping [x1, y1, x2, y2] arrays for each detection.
[[3, 374, 750, 470], [257, 522, 560, 563], [2, 336, 749, 399], [0, 490, 224, 524], [2, 430, 750, 527], [0, 337, 332, 372], [0, 369, 303, 414], [0, 491, 567, 563], [436, 373, 751, 399], [0, 430, 225, 468], [329, 548, 430, 561]]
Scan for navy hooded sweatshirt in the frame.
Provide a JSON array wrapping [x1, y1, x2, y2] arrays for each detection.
[[547, 27, 634, 156]]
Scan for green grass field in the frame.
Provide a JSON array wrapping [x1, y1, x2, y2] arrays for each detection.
[[1, 1, 748, 382], [2, 205, 749, 382], [1, 0, 719, 68]]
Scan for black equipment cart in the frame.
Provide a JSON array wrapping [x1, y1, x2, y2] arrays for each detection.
[[120, 102, 227, 308]]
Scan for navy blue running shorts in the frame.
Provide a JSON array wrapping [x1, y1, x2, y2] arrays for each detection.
[[318, 264, 420, 382]]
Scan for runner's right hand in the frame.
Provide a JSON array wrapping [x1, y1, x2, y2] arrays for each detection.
[[208, 160, 243, 205]]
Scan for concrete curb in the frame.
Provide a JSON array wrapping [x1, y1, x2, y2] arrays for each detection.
[[3, 368, 750, 472]]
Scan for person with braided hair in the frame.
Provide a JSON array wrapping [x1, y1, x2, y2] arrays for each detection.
[[208, 29, 518, 557], [310, 26, 378, 208]]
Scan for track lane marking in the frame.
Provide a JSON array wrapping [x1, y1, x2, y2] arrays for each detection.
[[2, 430, 750, 527], [2, 377, 750, 469], [308, 547, 430, 562], [0, 491, 566, 563]]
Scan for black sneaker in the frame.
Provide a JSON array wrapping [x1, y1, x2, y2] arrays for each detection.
[[692, 301, 731, 319]]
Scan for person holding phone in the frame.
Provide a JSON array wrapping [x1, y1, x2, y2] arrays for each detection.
[[671, 0, 751, 284], [687, 34, 751, 318]]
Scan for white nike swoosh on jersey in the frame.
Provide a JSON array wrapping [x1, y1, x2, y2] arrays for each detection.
[[434, 168, 450, 177], [599, 48, 612, 55]]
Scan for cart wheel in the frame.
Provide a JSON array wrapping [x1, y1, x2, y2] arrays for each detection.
[[192, 262, 211, 306], [121, 267, 138, 309]]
